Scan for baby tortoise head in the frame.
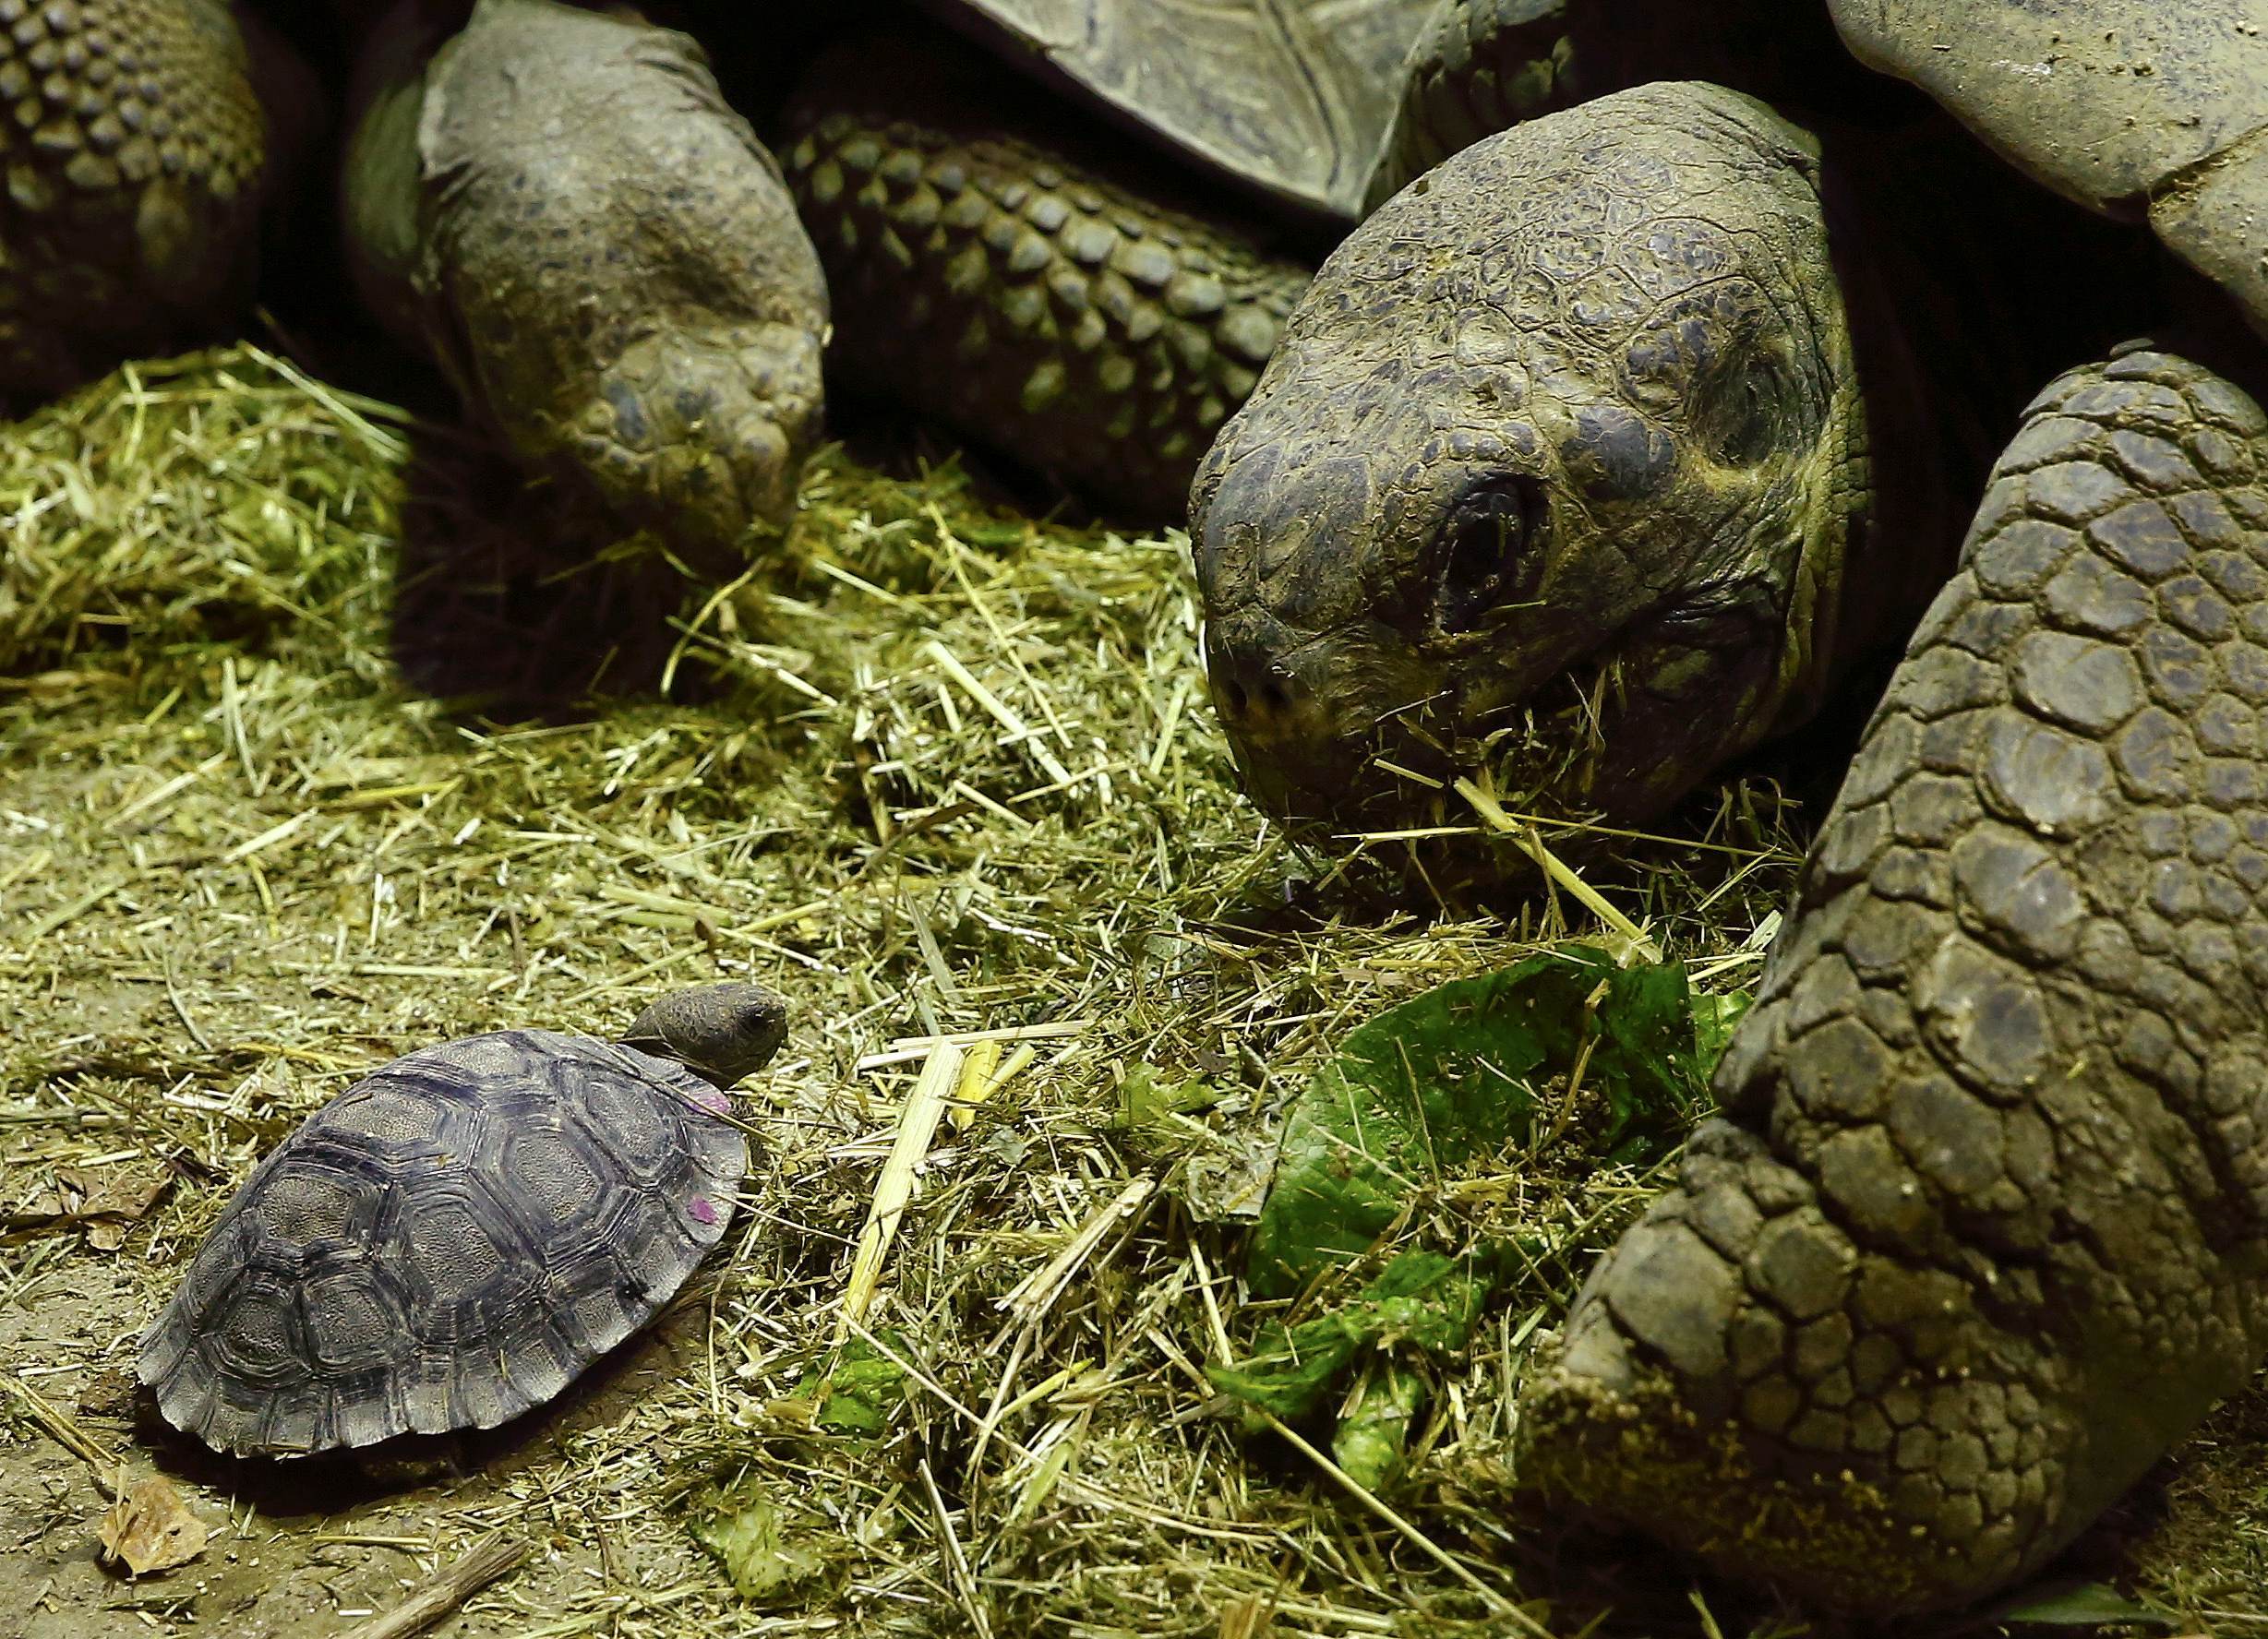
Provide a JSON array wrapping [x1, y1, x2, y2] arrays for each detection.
[[620, 982, 789, 1089], [1193, 82, 1866, 834]]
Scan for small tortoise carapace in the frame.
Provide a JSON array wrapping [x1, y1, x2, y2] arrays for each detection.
[[138, 981, 786, 1458]]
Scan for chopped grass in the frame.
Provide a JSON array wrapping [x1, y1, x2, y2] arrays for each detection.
[[1, 347, 2260, 1637]]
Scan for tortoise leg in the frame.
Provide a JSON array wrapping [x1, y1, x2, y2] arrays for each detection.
[[342, 0, 828, 564], [777, 31, 1308, 523], [1518, 346, 2268, 1612], [0, 0, 276, 408]]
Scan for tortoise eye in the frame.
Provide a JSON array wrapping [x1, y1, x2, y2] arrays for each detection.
[[1430, 475, 1547, 634], [1703, 354, 1802, 467]]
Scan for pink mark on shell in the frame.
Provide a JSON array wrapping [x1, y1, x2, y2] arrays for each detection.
[[689, 1196, 719, 1226], [691, 1086, 732, 1117]]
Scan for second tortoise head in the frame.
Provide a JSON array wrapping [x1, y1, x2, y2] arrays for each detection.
[[1193, 81, 1866, 832]]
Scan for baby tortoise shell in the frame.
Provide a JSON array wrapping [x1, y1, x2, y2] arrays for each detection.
[[138, 982, 786, 1457]]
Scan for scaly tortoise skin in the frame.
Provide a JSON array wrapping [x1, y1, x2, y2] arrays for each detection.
[[0, 0, 270, 406], [1196, 80, 1915, 829], [1521, 341, 2268, 1611], [780, 30, 1307, 520], [1364, 0, 1857, 214], [774, 1, 1437, 520], [138, 982, 786, 1457]]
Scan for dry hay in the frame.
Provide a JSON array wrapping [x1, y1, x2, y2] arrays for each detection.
[[0, 348, 2260, 1638]]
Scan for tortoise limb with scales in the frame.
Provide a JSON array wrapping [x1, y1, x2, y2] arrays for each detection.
[[1193, 0, 2268, 1613], [138, 982, 786, 1458], [0, 0, 300, 412]]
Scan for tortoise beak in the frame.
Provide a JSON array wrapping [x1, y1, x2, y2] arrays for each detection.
[[1203, 604, 1455, 830]]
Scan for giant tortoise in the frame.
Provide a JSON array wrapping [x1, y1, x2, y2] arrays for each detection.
[[1193, 0, 2268, 1614]]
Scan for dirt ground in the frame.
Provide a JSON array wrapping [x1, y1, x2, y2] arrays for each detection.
[[0, 1254, 744, 1639], [3, 352, 2265, 1639]]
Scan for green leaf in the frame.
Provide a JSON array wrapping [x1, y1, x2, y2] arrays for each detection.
[[1689, 988, 1753, 1075], [1332, 1360, 1428, 1489], [1208, 1247, 1494, 1421], [1973, 1580, 2176, 1629], [1220, 949, 1749, 1483], [1118, 1064, 1220, 1131], [1247, 945, 1727, 1298], [688, 1476, 828, 1602], [1207, 1317, 1359, 1420], [791, 1335, 908, 1435]]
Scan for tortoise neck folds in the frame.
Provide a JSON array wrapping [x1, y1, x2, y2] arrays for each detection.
[[1192, 82, 1869, 833], [618, 983, 789, 1090]]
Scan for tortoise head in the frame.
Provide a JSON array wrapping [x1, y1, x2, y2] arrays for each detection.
[[620, 983, 789, 1089], [1193, 82, 1866, 833]]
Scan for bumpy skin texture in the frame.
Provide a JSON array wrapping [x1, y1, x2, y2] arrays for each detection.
[[1194, 84, 1864, 828], [1368, 0, 1583, 210], [1518, 348, 2268, 1612], [342, 0, 828, 562], [782, 46, 1309, 521], [1829, 0, 2268, 340], [621, 980, 788, 1090], [139, 1023, 756, 1457], [0, 0, 266, 405]]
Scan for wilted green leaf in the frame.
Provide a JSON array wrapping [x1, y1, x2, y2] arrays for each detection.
[[1221, 949, 1748, 1482], [1331, 1359, 1428, 1489], [1247, 945, 1735, 1298], [1208, 1247, 1493, 1420], [1119, 1064, 1220, 1131], [1973, 1580, 2176, 1629], [688, 1476, 828, 1601], [1689, 989, 1753, 1071]]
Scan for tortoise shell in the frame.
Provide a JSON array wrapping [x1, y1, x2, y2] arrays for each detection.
[[1828, 0, 2268, 336], [929, 0, 1440, 220], [138, 1029, 747, 1457]]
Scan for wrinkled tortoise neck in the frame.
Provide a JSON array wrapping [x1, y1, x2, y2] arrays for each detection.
[[619, 983, 789, 1089]]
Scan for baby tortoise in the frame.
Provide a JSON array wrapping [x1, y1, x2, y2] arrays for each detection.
[[138, 982, 786, 1457]]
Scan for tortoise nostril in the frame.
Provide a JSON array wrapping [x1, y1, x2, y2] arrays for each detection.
[[1211, 642, 1307, 728]]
